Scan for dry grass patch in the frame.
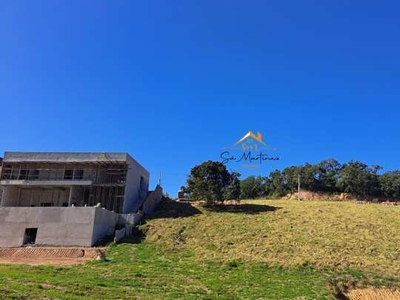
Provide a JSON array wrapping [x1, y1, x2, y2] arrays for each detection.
[[144, 200, 400, 278], [347, 287, 400, 300]]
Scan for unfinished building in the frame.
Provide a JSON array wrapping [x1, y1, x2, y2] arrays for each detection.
[[0, 152, 153, 247]]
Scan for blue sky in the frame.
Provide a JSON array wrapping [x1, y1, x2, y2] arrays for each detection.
[[1, 0, 399, 195]]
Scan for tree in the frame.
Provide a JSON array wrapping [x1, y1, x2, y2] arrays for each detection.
[[299, 163, 319, 191], [281, 163, 317, 193], [379, 171, 400, 199], [265, 170, 287, 197], [281, 166, 299, 193], [336, 161, 381, 196], [224, 171, 241, 200], [314, 159, 341, 192], [186, 161, 232, 205], [240, 176, 265, 199]]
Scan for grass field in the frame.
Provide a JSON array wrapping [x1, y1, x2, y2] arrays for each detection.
[[146, 200, 400, 278], [0, 199, 399, 299]]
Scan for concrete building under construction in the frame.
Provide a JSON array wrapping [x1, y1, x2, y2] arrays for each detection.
[[0, 152, 158, 247]]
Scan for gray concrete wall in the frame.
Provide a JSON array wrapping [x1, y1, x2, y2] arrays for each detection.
[[143, 185, 163, 215], [0, 207, 97, 247], [1, 187, 19, 207], [122, 155, 150, 214], [91, 207, 119, 246], [120, 212, 143, 226]]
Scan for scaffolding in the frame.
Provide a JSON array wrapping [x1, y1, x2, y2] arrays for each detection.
[[0, 162, 129, 213], [1, 162, 128, 184]]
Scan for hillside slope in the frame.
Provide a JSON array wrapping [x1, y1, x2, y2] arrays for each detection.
[[144, 200, 400, 278], [0, 199, 398, 298]]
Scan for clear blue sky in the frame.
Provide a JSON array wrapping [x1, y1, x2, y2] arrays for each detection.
[[1, 1, 399, 195]]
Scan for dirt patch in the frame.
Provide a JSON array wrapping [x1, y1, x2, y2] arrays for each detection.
[[284, 191, 400, 204], [346, 288, 400, 300], [0, 247, 105, 266]]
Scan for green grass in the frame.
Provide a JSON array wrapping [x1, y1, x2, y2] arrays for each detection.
[[0, 199, 399, 299], [145, 200, 400, 278], [0, 243, 332, 299]]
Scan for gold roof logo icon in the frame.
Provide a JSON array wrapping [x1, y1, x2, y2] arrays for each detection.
[[234, 131, 267, 147]]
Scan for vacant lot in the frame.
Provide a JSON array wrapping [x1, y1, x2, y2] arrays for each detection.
[[0, 199, 398, 299], [146, 200, 400, 278]]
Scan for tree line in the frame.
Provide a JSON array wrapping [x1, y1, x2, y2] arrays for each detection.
[[185, 160, 400, 204]]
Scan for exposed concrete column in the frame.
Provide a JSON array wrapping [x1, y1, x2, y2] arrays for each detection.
[[68, 186, 74, 206], [17, 188, 21, 207], [0, 188, 5, 207]]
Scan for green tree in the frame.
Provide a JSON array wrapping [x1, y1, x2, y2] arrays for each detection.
[[186, 161, 232, 205], [281, 166, 299, 193], [314, 159, 341, 192], [299, 163, 319, 191], [337, 161, 381, 196], [281, 163, 317, 193], [265, 170, 288, 197], [224, 171, 241, 200], [240, 176, 265, 199], [379, 171, 400, 199]]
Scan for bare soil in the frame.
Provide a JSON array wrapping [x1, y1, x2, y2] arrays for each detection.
[[284, 190, 400, 204], [347, 288, 400, 300], [0, 247, 104, 265]]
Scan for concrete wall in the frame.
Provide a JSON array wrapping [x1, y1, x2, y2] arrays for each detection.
[[114, 228, 126, 243], [0, 207, 96, 247], [91, 207, 119, 246], [120, 212, 143, 226], [1, 187, 19, 207], [122, 155, 150, 214], [143, 185, 163, 215], [0, 207, 122, 247]]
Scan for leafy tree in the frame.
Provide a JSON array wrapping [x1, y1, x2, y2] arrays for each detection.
[[186, 161, 232, 205], [314, 159, 341, 192], [224, 171, 241, 200], [336, 161, 381, 196], [265, 170, 287, 197], [379, 171, 400, 199], [281, 166, 299, 193], [240, 176, 265, 199], [299, 163, 319, 191], [187, 159, 399, 203], [281, 163, 317, 193]]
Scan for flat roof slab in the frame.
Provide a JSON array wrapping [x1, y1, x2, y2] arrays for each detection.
[[3, 152, 129, 163]]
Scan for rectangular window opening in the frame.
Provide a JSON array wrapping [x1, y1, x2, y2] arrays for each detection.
[[73, 169, 84, 180], [23, 228, 38, 245], [64, 170, 73, 180]]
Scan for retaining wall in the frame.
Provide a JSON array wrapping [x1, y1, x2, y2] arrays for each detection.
[[0, 207, 119, 247]]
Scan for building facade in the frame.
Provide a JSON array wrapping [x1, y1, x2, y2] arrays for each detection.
[[0, 152, 150, 247]]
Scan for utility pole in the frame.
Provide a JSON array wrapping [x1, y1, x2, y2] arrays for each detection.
[[298, 174, 301, 201], [158, 172, 161, 186]]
